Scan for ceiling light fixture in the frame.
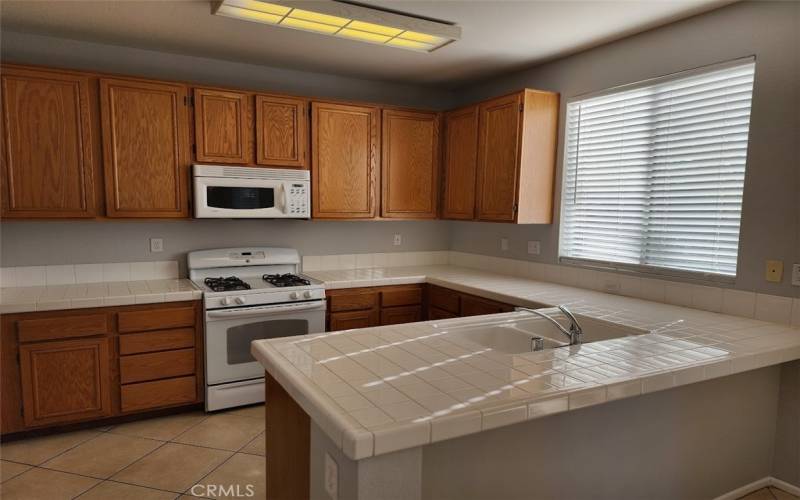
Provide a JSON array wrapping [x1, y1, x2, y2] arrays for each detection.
[[213, 0, 460, 52]]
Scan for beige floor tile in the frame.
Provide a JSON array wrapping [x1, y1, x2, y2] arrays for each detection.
[[223, 404, 265, 420], [740, 488, 779, 500], [0, 430, 100, 465], [771, 487, 800, 500], [77, 480, 177, 500], [239, 433, 266, 456], [111, 442, 231, 493], [0, 460, 32, 483], [42, 433, 162, 479], [191, 453, 265, 500], [108, 411, 208, 441], [0, 467, 100, 500], [173, 414, 265, 451]]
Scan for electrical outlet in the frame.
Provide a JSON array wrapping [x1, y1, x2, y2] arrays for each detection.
[[500, 238, 509, 251], [324, 453, 338, 500], [792, 263, 800, 286], [393, 234, 402, 246], [150, 238, 164, 253], [765, 260, 783, 283], [527, 241, 541, 255]]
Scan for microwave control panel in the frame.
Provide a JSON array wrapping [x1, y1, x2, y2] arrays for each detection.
[[287, 183, 310, 217]]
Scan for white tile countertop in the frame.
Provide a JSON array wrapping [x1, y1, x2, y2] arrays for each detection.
[[0, 261, 201, 313], [252, 264, 800, 461]]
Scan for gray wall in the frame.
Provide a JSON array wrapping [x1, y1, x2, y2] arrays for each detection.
[[449, 0, 800, 298], [0, 31, 455, 271]]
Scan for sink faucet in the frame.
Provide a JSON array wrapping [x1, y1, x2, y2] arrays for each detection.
[[517, 305, 583, 346]]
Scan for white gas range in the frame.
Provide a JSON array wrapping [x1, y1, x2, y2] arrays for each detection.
[[188, 247, 326, 411]]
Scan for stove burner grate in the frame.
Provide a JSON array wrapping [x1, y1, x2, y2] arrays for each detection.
[[262, 273, 311, 288], [204, 276, 251, 292]]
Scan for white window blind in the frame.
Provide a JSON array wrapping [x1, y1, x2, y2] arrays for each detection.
[[559, 58, 755, 278]]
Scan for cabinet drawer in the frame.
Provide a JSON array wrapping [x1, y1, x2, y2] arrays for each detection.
[[381, 286, 422, 308], [380, 306, 422, 326], [429, 285, 460, 314], [120, 348, 196, 384], [118, 307, 195, 333], [118, 328, 195, 355], [461, 295, 514, 317], [429, 306, 458, 320], [121, 376, 197, 412], [328, 291, 378, 312], [329, 310, 379, 331], [18, 314, 108, 343]]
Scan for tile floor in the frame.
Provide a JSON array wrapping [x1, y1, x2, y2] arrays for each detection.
[[740, 487, 800, 500], [0, 404, 266, 500]]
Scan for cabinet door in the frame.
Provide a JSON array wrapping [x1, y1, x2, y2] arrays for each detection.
[[429, 306, 457, 320], [194, 88, 251, 164], [19, 337, 111, 427], [0, 66, 97, 218], [256, 95, 307, 168], [460, 295, 514, 317], [381, 110, 439, 219], [380, 306, 422, 326], [329, 309, 379, 331], [441, 105, 479, 220], [312, 102, 379, 219], [100, 78, 190, 217], [475, 92, 523, 222]]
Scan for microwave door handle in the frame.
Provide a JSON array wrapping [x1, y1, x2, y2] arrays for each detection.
[[207, 302, 325, 319], [279, 184, 287, 211]]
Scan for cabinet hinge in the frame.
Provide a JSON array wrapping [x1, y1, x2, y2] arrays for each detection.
[[519, 104, 523, 112], [184, 95, 194, 106], [513, 204, 518, 212]]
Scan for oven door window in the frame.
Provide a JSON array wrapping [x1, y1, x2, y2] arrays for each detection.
[[206, 186, 275, 210], [226, 319, 308, 365]]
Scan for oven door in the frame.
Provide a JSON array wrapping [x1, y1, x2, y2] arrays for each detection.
[[204, 300, 326, 385], [194, 176, 287, 218]]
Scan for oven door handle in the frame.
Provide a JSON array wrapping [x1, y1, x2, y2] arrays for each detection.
[[207, 301, 325, 319]]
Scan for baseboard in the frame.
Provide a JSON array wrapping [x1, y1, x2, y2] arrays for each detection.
[[715, 476, 800, 500]]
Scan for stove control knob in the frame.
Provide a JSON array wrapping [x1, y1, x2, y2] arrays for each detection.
[[235, 296, 247, 305], [303, 291, 313, 299], [221, 297, 233, 306], [290, 292, 299, 300]]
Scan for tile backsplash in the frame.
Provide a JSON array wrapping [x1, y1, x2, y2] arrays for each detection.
[[0, 261, 179, 287], [302, 251, 449, 272]]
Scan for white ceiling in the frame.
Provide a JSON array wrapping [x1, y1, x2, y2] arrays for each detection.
[[0, 0, 734, 87]]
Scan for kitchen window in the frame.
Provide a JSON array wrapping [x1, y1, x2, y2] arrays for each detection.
[[559, 57, 755, 280]]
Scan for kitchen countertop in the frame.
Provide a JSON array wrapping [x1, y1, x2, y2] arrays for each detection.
[[0, 278, 202, 313], [252, 265, 800, 461]]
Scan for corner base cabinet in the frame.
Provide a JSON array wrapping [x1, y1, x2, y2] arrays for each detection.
[[1, 301, 203, 435]]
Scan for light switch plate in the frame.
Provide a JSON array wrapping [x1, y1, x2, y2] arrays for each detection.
[[150, 238, 164, 253], [765, 260, 783, 283], [393, 234, 402, 246], [324, 453, 338, 500], [500, 238, 509, 251], [792, 263, 800, 286], [527, 241, 541, 255]]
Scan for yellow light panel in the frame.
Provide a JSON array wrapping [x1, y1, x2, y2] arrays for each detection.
[[386, 38, 434, 51], [346, 20, 402, 37], [337, 28, 391, 43], [217, 5, 282, 24], [288, 8, 349, 27], [398, 31, 444, 44], [230, 0, 291, 16], [280, 16, 342, 33]]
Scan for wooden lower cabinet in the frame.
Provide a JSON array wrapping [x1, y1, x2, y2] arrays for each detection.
[[429, 306, 458, 320], [19, 337, 112, 428], [329, 309, 379, 331], [427, 284, 515, 319], [381, 305, 422, 325], [1, 301, 203, 435], [326, 284, 423, 331]]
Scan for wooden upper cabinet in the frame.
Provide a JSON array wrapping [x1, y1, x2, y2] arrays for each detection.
[[0, 66, 98, 218], [193, 88, 251, 164], [311, 102, 379, 219], [441, 105, 479, 220], [19, 337, 111, 427], [256, 94, 307, 168], [381, 109, 439, 219], [475, 89, 558, 223], [100, 78, 190, 218]]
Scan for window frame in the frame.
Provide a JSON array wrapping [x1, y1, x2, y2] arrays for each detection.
[[557, 56, 756, 285]]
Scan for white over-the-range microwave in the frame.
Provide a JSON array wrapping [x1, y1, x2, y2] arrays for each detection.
[[193, 164, 310, 218]]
